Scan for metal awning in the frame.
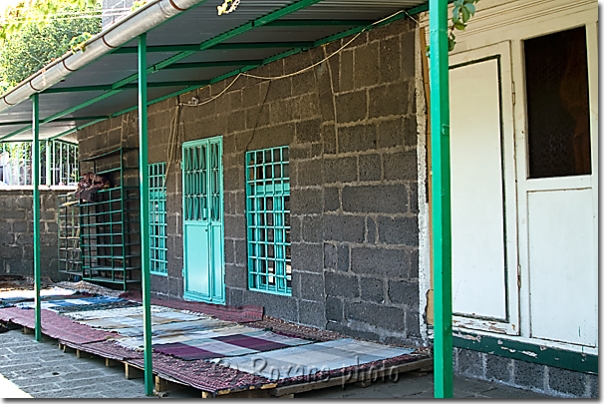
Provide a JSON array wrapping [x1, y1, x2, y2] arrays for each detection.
[[0, 0, 427, 142]]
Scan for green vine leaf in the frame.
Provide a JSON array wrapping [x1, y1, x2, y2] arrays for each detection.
[[69, 32, 93, 52]]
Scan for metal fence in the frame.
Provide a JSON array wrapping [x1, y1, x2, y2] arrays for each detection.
[[0, 140, 79, 186]]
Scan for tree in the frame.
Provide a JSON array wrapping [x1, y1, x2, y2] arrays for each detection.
[[0, 0, 102, 92]]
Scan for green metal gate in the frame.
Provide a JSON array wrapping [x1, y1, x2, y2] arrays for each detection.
[[182, 137, 225, 304]]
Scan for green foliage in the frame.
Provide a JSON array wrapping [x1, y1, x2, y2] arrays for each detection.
[[130, 1, 147, 11], [0, 0, 101, 92], [426, 0, 480, 55], [449, 0, 479, 51]]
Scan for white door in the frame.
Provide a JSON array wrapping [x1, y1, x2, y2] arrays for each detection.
[[449, 42, 519, 335], [515, 25, 598, 347]]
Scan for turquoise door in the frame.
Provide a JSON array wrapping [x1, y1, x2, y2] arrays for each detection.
[[182, 137, 225, 304]]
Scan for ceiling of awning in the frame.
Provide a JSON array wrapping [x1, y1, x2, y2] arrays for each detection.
[[0, 0, 428, 142]]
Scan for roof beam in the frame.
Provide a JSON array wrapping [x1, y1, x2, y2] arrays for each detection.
[[163, 59, 263, 70], [111, 41, 315, 54], [266, 19, 373, 27], [0, 116, 108, 127], [44, 80, 211, 94]]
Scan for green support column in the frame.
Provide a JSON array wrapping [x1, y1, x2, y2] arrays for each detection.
[[31, 93, 42, 342], [429, 0, 453, 398], [138, 33, 153, 396]]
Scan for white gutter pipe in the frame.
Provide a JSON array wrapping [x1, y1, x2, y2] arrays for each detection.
[[0, 0, 206, 112]]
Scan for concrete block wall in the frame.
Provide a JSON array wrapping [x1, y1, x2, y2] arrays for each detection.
[[454, 348, 598, 398], [77, 17, 421, 344], [316, 20, 421, 344], [0, 189, 62, 281]]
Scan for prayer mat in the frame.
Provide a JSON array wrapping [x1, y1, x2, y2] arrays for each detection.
[[15, 296, 124, 311], [114, 324, 257, 350], [126, 353, 274, 394], [0, 307, 116, 344], [63, 304, 174, 322], [53, 299, 141, 314], [211, 338, 415, 380], [152, 329, 313, 361], [120, 291, 263, 323]]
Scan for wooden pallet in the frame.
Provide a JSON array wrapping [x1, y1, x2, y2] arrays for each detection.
[[48, 330, 433, 398]]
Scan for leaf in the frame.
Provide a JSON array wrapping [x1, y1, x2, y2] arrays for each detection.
[[452, 7, 460, 23], [461, 6, 470, 22], [454, 21, 466, 30], [465, 3, 476, 15]]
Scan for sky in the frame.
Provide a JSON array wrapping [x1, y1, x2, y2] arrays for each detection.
[[0, 0, 22, 15]]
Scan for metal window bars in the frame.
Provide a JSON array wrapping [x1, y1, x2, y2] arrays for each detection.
[[245, 146, 291, 296], [0, 140, 78, 186], [149, 162, 167, 276]]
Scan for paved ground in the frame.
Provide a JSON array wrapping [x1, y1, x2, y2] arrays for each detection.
[[0, 329, 550, 399]]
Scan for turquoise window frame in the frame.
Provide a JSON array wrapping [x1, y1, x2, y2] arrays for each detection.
[[245, 146, 291, 296], [149, 162, 167, 276]]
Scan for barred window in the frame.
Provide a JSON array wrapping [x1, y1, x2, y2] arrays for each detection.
[[245, 146, 291, 295], [149, 162, 167, 276]]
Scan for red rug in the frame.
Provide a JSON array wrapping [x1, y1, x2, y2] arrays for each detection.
[[61, 340, 144, 361], [126, 353, 273, 394], [119, 292, 263, 323], [0, 307, 116, 344]]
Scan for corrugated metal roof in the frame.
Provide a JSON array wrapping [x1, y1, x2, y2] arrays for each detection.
[[0, 0, 427, 141]]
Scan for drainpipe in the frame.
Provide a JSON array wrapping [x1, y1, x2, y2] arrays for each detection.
[[138, 33, 153, 397], [0, 0, 206, 113], [429, 0, 453, 398], [32, 93, 42, 342]]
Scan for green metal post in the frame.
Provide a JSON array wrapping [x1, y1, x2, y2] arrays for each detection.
[[429, 0, 453, 398], [31, 93, 42, 342], [138, 33, 154, 397]]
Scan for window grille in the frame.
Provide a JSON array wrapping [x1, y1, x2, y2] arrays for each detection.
[[149, 162, 168, 276], [0, 140, 78, 186], [246, 146, 291, 295]]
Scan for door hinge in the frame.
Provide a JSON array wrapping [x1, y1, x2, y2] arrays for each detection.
[[182, 267, 185, 277], [511, 81, 516, 106], [517, 265, 521, 289]]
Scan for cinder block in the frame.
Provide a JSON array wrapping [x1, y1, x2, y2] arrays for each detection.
[[291, 242, 323, 273], [342, 184, 407, 214], [360, 277, 384, 303], [324, 271, 359, 298], [485, 354, 512, 384], [324, 156, 357, 184], [325, 296, 343, 322], [345, 301, 405, 331], [387, 279, 419, 309], [324, 243, 337, 269], [377, 216, 418, 246], [354, 41, 380, 88], [358, 154, 381, 182], [338, 124, 377, 153], [302, 215, 323, 243], [296, 119, 322, 144], [379, 37, 402, 84], [457, 349, 485, 379], [324, 186, 340, 212], [547, 366, 586, 397], [297, 159, 324, 187], [383, 150, 417, 181], [513, 359, 544, 391], [299, 299, 326, 328], [323, 214, 365, 243], [335, 90, 367, 123], [368, 83, 408, 119], [351, 246, 408, 278]]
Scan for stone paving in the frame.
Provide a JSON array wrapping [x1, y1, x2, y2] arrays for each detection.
[[0, 329, 553, 399]]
